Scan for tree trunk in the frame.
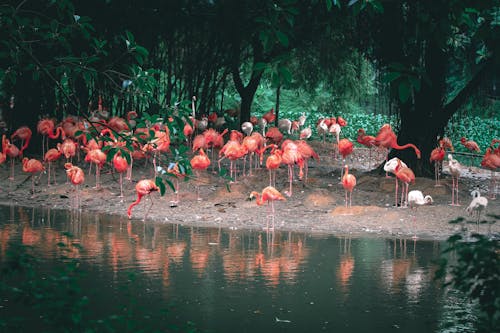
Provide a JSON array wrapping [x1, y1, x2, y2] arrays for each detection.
[[388, 58, 492, 177], [231, 62, 263, 126], [274, 84, 281, 127]]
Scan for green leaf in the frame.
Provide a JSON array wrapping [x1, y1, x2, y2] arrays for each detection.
[[408, 76, 421, 92], [279, 66, 293, 84], [369, 0, 384, 14], [382, 71, 401, 83], [259, 31, 270, 50], [106, 148, 117, 162], [276, 31, 289, 47], [254, 62, 268, 71], [155, 176, 166, 196], [135, 45, 149, 57]]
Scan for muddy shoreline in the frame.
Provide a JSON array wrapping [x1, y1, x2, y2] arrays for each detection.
[[1, 143, 498, 241]]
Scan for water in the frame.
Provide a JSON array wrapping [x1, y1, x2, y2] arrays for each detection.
[[0, 204, 476, 332]]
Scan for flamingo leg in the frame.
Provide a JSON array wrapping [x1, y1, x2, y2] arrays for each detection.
[[395, 177, 399, 207], [95, 165, 101, 189], [9, 159, 15, 181], [286, 165, 293, 197], [230, 160, 235, 182], [434, 162, 439, 186], [368, 148, 372, 169], [119, 173, 124, 199], [31, 176, 35, 197], [211, 148, 216, 172], [403, 183, 409, 207], [488, 170, 497, 199], [305, 160, 309, 183], [75, 185, 80, 210], [451, 177, 455, 205], [143, 194, 154, 221], [270, 201, 276, 230], [47, 162, 51, 186], [385, 150, 390, 178], [127, 158, 133, 181], [265, 202, 270, 231]]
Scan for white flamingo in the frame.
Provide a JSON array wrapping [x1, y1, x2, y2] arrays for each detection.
[[408, 190, 433, 239], [448, 154, 462, 206], [466, 190, 488, 226]]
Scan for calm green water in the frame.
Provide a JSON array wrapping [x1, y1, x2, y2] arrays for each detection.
[[0, 204, 475, 332]]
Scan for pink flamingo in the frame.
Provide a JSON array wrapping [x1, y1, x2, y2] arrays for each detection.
[[250, 185, 286, 231], [127, 179, 159, 220]]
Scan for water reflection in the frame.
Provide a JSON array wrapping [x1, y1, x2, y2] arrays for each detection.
[[0, 204, 474, 333], [336, 236, 354, 292]]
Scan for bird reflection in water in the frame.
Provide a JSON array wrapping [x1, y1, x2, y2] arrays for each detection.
[[336, 236, 354, 294]]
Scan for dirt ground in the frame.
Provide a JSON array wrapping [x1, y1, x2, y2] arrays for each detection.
[[1, 140, 498, 240]]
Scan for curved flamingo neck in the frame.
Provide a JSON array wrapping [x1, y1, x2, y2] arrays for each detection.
[[20, 137, 31, 154], [251, 192, 264, 206], [391, 142, 420, 156], [2, 135, 6, 153], [127, 193, 144, 217], [51, 127, 65, 140]]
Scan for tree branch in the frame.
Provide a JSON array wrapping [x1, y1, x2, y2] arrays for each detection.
[[442, 58, 492, 119]]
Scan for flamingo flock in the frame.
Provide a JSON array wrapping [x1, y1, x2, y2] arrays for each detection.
[[0, 107, 498, 229]]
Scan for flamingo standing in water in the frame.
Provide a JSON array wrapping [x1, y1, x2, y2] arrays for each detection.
[[22, 157, 45, 196], [127, 179, 159, 220], [342, 165, 356, 208], [190, 148, 211, 200], [65, 163, 85, 210], [249, 185, 286, 231]]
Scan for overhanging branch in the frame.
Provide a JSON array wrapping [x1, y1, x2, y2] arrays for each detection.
[[442, 58, 492, 119]]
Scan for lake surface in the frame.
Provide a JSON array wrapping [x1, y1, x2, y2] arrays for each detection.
[[0, 204, 475, 332]]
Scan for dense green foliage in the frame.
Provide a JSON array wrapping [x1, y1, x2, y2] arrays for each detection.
[[0, 0, 498, 178], [435, 215, 500, 333]]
